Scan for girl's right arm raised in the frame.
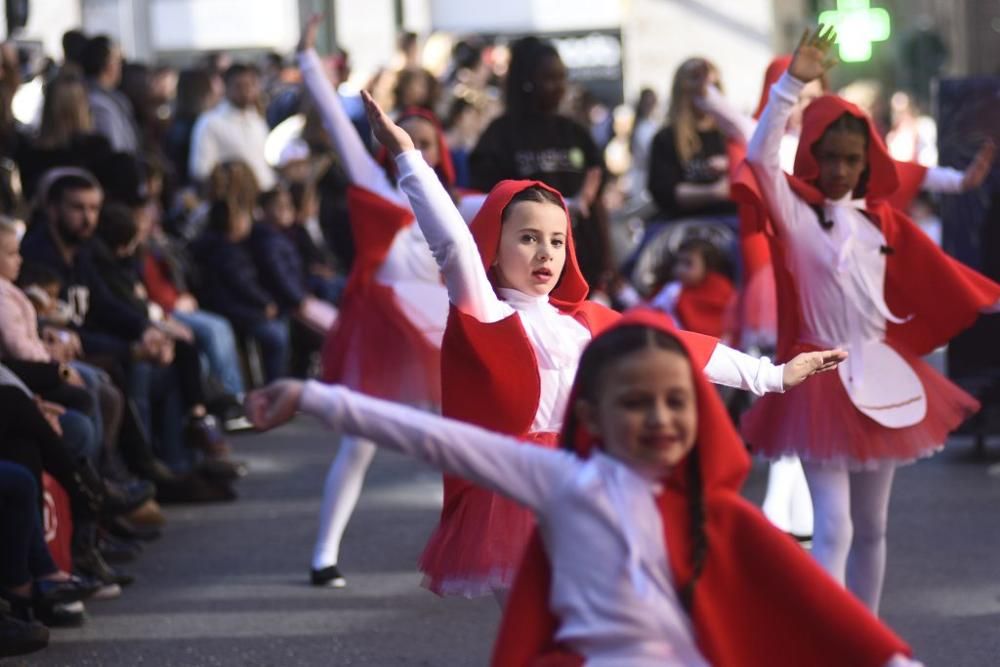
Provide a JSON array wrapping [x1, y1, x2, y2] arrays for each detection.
[[361, 89, 507, 323], [299, 381, 575, 511], [296, 16, 399, 203], [746, 26, 837, 233]]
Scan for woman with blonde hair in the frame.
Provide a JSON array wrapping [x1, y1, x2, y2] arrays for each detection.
[[18, 73, 113, 201], [647, 57, 736, 222]]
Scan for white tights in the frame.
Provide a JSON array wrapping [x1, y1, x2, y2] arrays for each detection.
[[761, 456, 814, 536], [311, 435, 377, 570], [801, 461, 896, 613]]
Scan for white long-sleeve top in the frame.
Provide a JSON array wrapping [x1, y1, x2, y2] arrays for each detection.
[[395, 150, 786, 432], [189, 101, 276, 190], [697, 85, 965, 193], [300, 381, 921, 667], [298, 48, 486, 346], [301, 380, 708, 666], [747, 73, 907, 355]]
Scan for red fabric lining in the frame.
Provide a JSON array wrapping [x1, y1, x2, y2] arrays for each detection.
[[676, 272, 736, 338]]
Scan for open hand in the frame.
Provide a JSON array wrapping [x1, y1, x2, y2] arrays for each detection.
[[245, 380, 305, 431], [961, 139, 996, 191], [788, 25, 838, 83], [782, 348, 848, 388], [361, 90, 415, 156], [297, 13, 323, 53]]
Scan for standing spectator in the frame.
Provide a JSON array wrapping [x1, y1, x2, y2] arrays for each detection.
[[189, 63, 275, 190], [628, 87, 659, 201], [647, 58, 735, 222], [470, 36, 610, 291], [163, 68, 218, 188], [80, 35, 140, 154]]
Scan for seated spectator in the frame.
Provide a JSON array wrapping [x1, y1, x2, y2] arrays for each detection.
[[163, 68, 219, 189], [286, 180, 344, 304], [191, 195, 289, 383], [648, 237, 736, 339], [16, 73, 114, 201], [92, 203, 239, 474], [251, 186, 335, 376], [0, 461, 100, 629]]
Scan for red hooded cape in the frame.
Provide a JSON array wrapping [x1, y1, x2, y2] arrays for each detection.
[[676, 272, 737, 339], [491, 309, 912, 667], [319, 187, 441, 402], [732, 93, 1000, 362], [735, 57, 927, 286]]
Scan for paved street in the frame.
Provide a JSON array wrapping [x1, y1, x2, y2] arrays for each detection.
[[11, 417, 1000, 667]]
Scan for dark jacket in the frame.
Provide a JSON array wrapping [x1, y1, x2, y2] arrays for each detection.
[[249, 223, 306, 310], [20, 222, 148, 360], [190, 230, 275, 329]]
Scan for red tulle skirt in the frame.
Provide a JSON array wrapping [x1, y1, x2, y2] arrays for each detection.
[[741, 344, 979, 470], [320, 281, 440, 405], [419, 432, 560, 598]]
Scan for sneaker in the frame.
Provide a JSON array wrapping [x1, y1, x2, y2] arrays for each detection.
[[156, 472, 237, 504], [127, 499, 167, 527], [32, 600, 86, 628], [91, 584, 122, 601], [74, 547, 135, 588], [310, 565, 346, 588]]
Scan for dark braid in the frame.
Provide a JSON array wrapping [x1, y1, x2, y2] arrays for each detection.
[[679, 447, 708, 612]]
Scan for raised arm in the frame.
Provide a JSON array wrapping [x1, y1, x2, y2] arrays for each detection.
[[296, 16, 400, 203], [747, 26, 837, 233], [250, 380, 578, 512], [363, 90, 508, 322], [696, 84, 758, 146]]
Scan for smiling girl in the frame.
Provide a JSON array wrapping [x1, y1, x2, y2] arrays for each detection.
[[246, 310, 918, 667], [362, 91, 846, 600]]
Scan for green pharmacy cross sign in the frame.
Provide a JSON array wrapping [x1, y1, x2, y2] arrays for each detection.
[[818, 0, 891, 62]]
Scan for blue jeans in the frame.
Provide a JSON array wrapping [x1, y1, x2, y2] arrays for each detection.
[[174, 309, 245, 396], [129, 361, 192, 473], [0, 462, 58, 587], [248, 318, 290, 383], [71, 361, 106, 453], [58, 409, 99, 463]]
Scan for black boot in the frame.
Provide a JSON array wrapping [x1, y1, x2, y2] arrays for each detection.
[[0, 612, 48, 658], [72, 460, 155, 517], [71, 521, 135, 588]]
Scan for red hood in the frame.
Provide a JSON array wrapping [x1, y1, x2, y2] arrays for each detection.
[[469, 179, 589, 311], [790, 94, 900, 203]]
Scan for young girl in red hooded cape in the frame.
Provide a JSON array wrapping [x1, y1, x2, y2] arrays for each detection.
[[363, 90, 847, 601], [246, 309, 918, 667], [698, 49, 995, 542], [648, 237, 737, 339], [734, 26, 1000, 613], [296, 17, 486, 588]]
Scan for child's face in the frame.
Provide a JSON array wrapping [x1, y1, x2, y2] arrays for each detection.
[[400, 117, 440, 169], [0, 232, 22, 282], [263, 191, 295, 228], [813, 129, 868, 200], [577, 346, 698, 477], [674, 250, 706, 288], [494, 201, 568, 297]]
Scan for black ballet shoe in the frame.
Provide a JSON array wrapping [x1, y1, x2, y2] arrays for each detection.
[[310, 565, 346, 588]]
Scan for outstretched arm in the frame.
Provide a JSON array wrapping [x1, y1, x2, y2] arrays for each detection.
[[362, 89, 508, 323], [704, 343, 846, 395], [247, 380, 577, 511], [921, 140, 995, 194], [296, 15, 401, 203]]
